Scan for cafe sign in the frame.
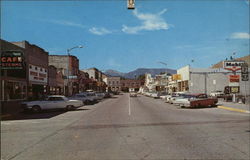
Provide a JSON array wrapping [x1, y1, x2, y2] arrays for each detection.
[[0, 50, 24, 69]]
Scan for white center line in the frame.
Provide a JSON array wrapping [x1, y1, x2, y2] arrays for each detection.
[[128, 94, 131, 116]]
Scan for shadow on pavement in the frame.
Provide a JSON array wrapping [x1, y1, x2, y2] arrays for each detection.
[[181, 105, 217, 109], [1, 108, 90, 121]]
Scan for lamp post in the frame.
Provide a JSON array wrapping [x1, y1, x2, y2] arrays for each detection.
[[66, 45, 83, 96]]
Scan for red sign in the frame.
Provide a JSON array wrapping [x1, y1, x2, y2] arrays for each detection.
[[229, 75, 240, 82]]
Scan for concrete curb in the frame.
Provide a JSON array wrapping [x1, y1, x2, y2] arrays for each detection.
[[217, 106, 250, 114]]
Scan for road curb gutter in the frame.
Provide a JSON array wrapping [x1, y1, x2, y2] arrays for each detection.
[[217, 106, 250, 114]]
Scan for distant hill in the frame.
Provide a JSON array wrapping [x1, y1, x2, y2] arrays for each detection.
[[104, 68, 177, 79], [104, 69, 125, 77]]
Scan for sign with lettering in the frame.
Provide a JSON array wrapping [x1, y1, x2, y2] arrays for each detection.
[[29, 64, 47, 83], [230, 86, 240, 93], [241, 63, 249, 81], [223, 61, 245, 72], [0, 50, 24, 69], [229, 75, 240, 82]]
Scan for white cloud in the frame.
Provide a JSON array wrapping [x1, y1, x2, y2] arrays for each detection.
[[89, 27, 112, 35], [46, 19, 85, 29], [122, 9, 169, 34], [230, 32, 250, 39]]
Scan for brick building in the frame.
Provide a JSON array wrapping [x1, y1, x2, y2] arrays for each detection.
[[12, 41, 48, 100], [82, 68, 106, 91], [0, 39, 27, 103], [49, 55, 79, 96], [48, 65, 64, 95], [120, 79, 144, 92]]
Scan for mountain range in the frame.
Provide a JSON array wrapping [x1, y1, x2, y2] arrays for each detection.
[[104, 68, 177, 79]]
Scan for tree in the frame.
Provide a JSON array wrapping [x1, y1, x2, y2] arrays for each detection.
[[137, 74, 145, 80]]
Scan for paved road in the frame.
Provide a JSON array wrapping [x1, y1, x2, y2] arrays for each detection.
[[1, 94, 250, 160]]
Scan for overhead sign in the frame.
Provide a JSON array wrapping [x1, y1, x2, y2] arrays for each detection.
[[229, 75, 240, 82], [0, 50, 24, 69], [223, 61, 245, 72], [241, 63, 249, 81], [127, 0, 135, 9]]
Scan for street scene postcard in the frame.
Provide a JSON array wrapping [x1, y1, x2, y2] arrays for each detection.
[[1, 0, 250, 160]]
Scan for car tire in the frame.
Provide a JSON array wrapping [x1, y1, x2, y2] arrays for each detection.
[[66, 105, 74, 111], [32, 105, 41, 113]]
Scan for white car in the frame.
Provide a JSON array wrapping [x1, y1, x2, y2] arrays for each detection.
[[210, 91, 224, 97], [70, 93, 97, 104], [21, 95, 83, 113], [95, 92, 105, 100]]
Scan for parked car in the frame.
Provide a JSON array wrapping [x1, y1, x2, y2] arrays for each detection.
[[130, 92, 137, 97], [104, 92, 112, 98], [21, 95, 83, 113], [167, 92, 187, 104], [70, 93, 97, 104], [95, 92, 105, 100], [177, 94, 218, 108], [210, 91, 224, 97]]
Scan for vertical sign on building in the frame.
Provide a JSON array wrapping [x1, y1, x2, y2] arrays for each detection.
[[127, 0, 135, 9], [241, 63, 248, 81]]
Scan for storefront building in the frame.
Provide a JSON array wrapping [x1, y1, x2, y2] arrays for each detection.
[[12, 41, 48, 100], [0, 39, 28, 113]]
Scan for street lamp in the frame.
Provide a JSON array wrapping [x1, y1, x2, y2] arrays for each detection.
[[66, 45, 83, 96]]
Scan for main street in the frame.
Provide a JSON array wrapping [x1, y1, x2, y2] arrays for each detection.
[[1, 94, 250, 160]]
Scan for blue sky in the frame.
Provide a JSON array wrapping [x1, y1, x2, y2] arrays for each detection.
[[2, 0, 249, 72]]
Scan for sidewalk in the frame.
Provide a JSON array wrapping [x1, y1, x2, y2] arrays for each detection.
[[217, 101, 250, 114]]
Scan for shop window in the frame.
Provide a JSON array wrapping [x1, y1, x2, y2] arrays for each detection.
[[3, 81, 26, 100]]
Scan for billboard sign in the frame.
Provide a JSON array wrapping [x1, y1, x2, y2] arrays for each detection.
[[229, 75, 240, 82], [172, 74, 182, 81], [223, 61, 245, 72], [241, 63, 249, 81], [230, 86, 240, 93], [0, 50, 24, 69], [29, 64, 47, 83]]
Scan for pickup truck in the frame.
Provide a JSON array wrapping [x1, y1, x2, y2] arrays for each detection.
[[176, 94, 218, 108]]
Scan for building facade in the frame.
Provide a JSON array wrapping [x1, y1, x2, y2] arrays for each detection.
[[82, 68, 106, 91], [0, 39, 28, 102], [103, 76, 121, 92], [120, 79, 144, 92], [12, 41, 49, 100], [176, 65, 250, 96], [49, 55, 79, 96]]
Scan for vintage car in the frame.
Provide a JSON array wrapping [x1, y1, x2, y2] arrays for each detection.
[[167, 92, 188, 104], [176, 94, 218, 108], [130, 92, 137, 97], [69, 92, 98, 104], [21, 95, 83, 113]]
